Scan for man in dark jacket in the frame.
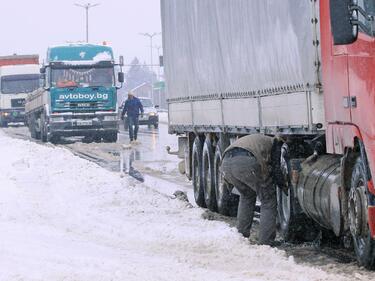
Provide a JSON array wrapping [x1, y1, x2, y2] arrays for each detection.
[[221, 134, 277, 245], [121, 91, 144, 143]]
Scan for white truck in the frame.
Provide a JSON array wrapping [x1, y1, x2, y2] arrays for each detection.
[[0, 55, 40, 127]]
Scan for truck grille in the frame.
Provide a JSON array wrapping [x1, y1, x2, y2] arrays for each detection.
[[11, 98, 26, 108], [58, 101, 107, 109]]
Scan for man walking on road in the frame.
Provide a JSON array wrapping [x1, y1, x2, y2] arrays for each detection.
[[221, 134, 280, 246], [121, 91, 144, 143]]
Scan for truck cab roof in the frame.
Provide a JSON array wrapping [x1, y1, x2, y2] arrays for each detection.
[[47, 44, 114, 65]]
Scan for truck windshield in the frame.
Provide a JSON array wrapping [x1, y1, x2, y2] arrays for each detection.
[[51, 67, 114, 88], [140, 99, 153, 107], [1, 74, 40, 94]]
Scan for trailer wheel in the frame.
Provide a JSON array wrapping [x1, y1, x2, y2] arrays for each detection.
[[214, 142, 239, 216], [192, 136, 206, 208], [349, 156, 375, 269], [202, 138, 217, 211]]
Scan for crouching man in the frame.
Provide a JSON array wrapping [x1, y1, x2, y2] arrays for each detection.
[[221, 134, 277, 245]]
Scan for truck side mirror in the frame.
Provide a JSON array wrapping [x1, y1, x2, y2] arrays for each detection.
[[40, 67, 46, 74], [330, 0, 358, 45], [118, 72, 125, 83]]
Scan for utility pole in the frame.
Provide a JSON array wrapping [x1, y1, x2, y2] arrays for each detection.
[[153, 45, 163, 107], [153, 45, 162, 80], [75, 3, 100, 43], [139, 32, 161, 103]]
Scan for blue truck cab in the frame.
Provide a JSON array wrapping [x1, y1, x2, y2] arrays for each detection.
[[25, 44, 124, 143]]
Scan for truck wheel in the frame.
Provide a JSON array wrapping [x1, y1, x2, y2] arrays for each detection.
[[93, 135, 102, 143], [276, 143, 316, 242], [349, 156, 375, 269], [104, 132, 118, 143], [40, 114, 47, 142], [29, 115, 36, 139], [202, 138, 217, 211], [49, 135, 60, 144], [34, 114, 41, 140], [214, 142, 239, 216], [192, 136, 206, 208]]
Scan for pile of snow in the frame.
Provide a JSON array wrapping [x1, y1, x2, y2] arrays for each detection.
[[0, 131, 348, 281], [92, 51, 113, 62], [60, 52, 114, 66]]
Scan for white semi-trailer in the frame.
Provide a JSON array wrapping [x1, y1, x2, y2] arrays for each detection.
[[162, 0, 375, 268], [162, 0, 323, 213], [0, 55, 40, 127]]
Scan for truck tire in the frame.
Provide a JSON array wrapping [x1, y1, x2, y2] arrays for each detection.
[[40, 113, 47, 142], [104, 132, 118, 143], [202, 138, 217, 211], [30, 114, 41, 140], [49, 135, 60, 144], [192, 136, 206, 208], [277, 185, 308, 242], [276, 143, 316, 242], [349, 156, 375, 269], [214, 142, 239, 217]]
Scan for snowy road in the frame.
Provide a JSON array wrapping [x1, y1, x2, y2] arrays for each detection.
[[1, 123, 375, 280]]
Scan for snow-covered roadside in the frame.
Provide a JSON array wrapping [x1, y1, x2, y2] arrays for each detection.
[[0, 131, 348, 281]]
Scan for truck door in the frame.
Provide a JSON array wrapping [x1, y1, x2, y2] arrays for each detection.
[[320, 1, 352, 124], [347, 0, 375, 138]]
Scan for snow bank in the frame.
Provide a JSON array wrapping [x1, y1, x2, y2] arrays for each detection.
[[0, 131, 348, 281]]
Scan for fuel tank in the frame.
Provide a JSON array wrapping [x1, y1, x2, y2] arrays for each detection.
[[296, 155, 344, 236]]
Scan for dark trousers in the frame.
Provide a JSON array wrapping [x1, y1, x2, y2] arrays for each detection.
[[221, 149, 276, 245], [128, 116, 139, 141]]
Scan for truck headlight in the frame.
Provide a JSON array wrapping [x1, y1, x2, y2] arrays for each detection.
[[104, 116, 118, 121], [148, 112, 157, 116]]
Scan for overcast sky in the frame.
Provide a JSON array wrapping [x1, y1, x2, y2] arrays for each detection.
[[0, 0, 162, 66]]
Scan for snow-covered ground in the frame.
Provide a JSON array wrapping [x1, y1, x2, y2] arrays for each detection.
[[0, 131, 352, 281]]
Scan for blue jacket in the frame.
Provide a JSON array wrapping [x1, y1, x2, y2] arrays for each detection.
[[121, 97, 144, 118]]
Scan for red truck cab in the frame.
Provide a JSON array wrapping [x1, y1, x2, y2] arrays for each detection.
[[322, 0, 375, 267]]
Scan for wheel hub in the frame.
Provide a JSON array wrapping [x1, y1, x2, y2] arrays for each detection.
[[349, 185, 368, 237]]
